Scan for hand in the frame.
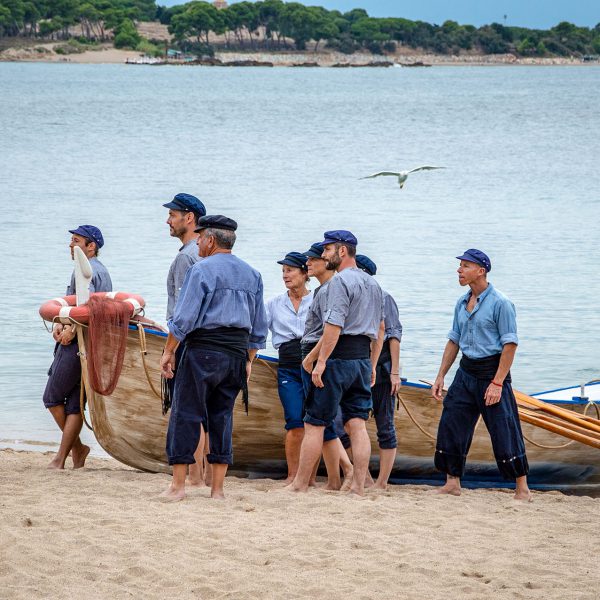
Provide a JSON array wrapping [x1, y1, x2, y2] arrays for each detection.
[[390, 373, 401, 396], [484, 381, 503, 406], [431, 375, 445, 401], [370, 367, 376, 388], [311, 359, 326, 388], [160, 351, 176, 379], [302, 355, 314, 374], [59, 325, 76, 345], [52, 324, 64, 342], [246, 360, 252, 383]]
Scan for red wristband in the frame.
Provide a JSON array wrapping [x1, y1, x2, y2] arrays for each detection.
[[491, 380, 503, 388]]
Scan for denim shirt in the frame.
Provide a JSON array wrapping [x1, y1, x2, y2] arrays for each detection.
[[448, 283, 518, 359], [168, 253, 268, 349], [383, 290, 402, 342], [67, 257, 112, 295]]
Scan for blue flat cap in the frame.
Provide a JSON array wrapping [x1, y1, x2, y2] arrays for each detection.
[[321, 230, 358, 247], [303, 242, 324, 259], [356, 254, 377, 276], [69, 225, 104, 248], [277, 251, 308, 271], [456, 248, 491, 272], [163, 192, 206, 217], [195, 214, 237, 232]]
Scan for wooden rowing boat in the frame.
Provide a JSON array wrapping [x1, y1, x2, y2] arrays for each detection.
[[79, 320, 600, 489]]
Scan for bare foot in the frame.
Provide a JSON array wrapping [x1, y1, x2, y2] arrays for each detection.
[[159, 486, 186, 502], [324, 479, 342, 491], [210, 490, 226, 500], [372, 480, 388, 490], [72, 445, 90, 469], [431, 482, 461, 496], [283, 482, 308, 493], [186, 477, 205, 487], [347, 488, 366, 498], [47, 456, 65, 470], [340, 467, 354, 492], [514, 490, 533, 502], [364, 471, 375, 489]]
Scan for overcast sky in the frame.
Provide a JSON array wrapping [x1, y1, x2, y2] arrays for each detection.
[[159, 1, 599, 29]]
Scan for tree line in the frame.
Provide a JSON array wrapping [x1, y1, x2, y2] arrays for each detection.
[[1, 0, 599, 58]]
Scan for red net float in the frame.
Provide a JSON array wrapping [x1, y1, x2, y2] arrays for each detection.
[[39, 292, 145, 324]]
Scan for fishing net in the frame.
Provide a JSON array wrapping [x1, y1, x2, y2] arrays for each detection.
[[87, 296, 131, 396]]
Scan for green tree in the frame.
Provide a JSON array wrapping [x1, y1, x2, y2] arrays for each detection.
[[113, 17, 140, 47]]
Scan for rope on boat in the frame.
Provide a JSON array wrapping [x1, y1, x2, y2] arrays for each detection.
[[75, 326, 94, 432], [396, 392, 437, 441], [136, 323, 163, 401]]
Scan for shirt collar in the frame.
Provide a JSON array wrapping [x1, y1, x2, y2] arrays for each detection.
[[179, 239, 198, 252], [461, 282, 494, 305]]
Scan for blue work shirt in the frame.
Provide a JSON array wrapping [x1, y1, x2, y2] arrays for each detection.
[[166, 238, 200, 320], [448, 283, 518, 359], [266, 290, 313, 349], [168, 253, 268, 349], [323, 268, 384, 341], [67, 257, 112, 295], [383, 290, 402, 342], [302, 280, 332, 344]]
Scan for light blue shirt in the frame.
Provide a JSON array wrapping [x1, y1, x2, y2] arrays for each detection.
[[448, 283, 518, 359], [265, 290, 313, 349], [67, 257, 112, 295], [302, 280, 332, 344], [168, 253, 268, 349], [323, 267, 384, 341], [166, 238, 200, 320], [383, 290, 402, 342]]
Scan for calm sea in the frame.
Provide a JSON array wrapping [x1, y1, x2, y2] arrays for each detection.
[[0, 63, 599, 456]]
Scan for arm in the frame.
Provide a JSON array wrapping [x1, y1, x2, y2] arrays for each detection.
[[248, 277, 268, 351], [369, 319, 385, 387], [172, 254, 195, 306], [246, 348, 258, 382], [483, 342, 517, 405], [312, 323, 342, 388], [389, 337, 401, 395], [160, 332, 180, 379], [302, 337, 323, 374], [431, 340, 459, 401]]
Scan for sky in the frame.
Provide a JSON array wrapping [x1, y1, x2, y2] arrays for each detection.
[[159, 0, 599, 30]]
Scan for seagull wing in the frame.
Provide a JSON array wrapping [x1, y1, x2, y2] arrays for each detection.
[[360, 172, 401, 179], [407, 166, 446, 174]]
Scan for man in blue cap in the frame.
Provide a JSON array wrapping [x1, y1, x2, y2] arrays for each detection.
[[163, 193, 207, 484], [43, 225, 112, 470], [431, 249, 531, 500], [290, 230, 385, 496], [160, 215, 268, 501], [355, 254, 402, 490]]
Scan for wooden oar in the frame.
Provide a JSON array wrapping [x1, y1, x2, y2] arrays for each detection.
[[514, 390, 600, 434], [519, 408, 600, 441], [519, 411, 600, 449]]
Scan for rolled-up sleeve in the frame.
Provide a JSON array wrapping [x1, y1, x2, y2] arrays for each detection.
[[447, 300, 462, 345], [383, 294, 402, 341], [496, 299, 519, 346], [323, 278, 349, 328], [168, 268, 204, 343], [249, 277, 268, 350]]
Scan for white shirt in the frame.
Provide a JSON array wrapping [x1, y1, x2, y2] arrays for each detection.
[[265, 290, 313, 349]]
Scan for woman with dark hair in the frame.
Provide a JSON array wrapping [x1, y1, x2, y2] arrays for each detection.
[[266, 252, 313, 482]]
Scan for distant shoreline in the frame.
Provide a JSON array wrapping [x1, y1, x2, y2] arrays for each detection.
[[1, 43, 598, 67]]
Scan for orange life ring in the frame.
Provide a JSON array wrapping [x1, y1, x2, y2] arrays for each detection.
[[39, 292, 145, 324]]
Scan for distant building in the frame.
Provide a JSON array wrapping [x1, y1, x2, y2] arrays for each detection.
[[213, 0, 228, 9]]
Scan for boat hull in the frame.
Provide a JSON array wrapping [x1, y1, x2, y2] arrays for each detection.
[[82, 326, 600, 487]]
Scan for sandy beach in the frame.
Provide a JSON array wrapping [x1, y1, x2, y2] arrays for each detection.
[[1, 449, 598, 600]]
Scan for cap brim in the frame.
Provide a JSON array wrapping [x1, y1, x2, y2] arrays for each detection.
[[163, 201, 184, 210], [277, 259, 306, 268], [303, 251, 323, 259]]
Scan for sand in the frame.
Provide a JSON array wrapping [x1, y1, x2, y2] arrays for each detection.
[[0, 449, 598, 600]]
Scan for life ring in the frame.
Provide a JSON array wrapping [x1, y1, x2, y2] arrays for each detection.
[[39, 292, 145, 324]]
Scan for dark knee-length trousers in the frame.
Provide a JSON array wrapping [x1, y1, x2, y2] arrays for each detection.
[[435, 367, 529, 480]]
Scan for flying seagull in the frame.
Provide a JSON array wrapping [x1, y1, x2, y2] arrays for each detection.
[[360, 166, 445, 189]]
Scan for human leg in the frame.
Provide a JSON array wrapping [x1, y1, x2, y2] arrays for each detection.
[[288, 423, 325, 492], [188, 424, 206, 486], [372, 381, 397, 489], [280, 367, 306, 481], [433, 369, 480, 494]]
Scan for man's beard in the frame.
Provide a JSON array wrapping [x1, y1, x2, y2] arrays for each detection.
[[325, 252, 341, 271], [170, 225, 186, 238]]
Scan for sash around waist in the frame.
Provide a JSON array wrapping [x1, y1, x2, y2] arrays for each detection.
[[278, 338, 302, 368], [185, 327, 249, 359], [330, 335, 371, 360], [460, 353, 511, 383]]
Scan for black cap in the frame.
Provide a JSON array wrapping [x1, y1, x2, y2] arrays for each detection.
[[195, 214, 238, 233], [277, 252, 308, 271], [303, 242, 325, 259], [356, 254, 377, 276]]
